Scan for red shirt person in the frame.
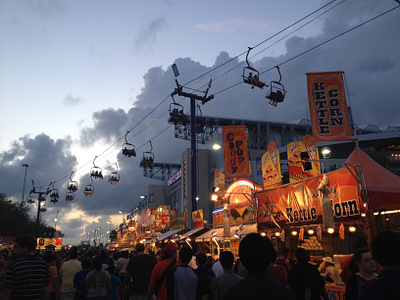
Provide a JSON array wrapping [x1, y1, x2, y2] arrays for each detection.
[[146, 243, 179, 300]]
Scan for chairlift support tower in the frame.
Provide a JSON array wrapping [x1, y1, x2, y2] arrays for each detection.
[[170, 64, 214, 213]]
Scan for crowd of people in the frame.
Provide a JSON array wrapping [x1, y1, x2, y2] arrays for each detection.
[[0, 231, 399, 300]]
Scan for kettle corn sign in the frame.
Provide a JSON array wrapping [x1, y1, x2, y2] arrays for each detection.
[[307, 71, 352, 141]]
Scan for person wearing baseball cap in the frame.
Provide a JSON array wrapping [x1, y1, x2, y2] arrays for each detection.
[[146, 243, 179, 300]]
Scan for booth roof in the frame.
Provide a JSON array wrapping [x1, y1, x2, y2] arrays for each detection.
[[176, 227, 207, 241], [195, 223, 257, 242], [345, 148, 400, 210], [145, 228, 185, 244]]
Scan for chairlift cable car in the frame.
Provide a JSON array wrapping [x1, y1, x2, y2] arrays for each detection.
[[242, 47, 267, 89], [108, 163, 120, 185], [140, 141, 155, 167], [66, 191, 75, 202], [90, 156, 103, 179], [169, 96, 188, 125], [265, 66, 287, 107], [122, 131, 137, 157], [27, 194, 35, 204], [84, 177, 94, 196], [67, 171, 78, 192], [50, 182, 60, 204]]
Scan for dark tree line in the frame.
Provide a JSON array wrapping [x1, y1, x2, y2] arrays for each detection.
[[0, 193, 55, 239]]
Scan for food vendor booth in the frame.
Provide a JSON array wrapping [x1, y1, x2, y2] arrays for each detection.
[[196, 179, 261, 257], [257, 165, 366, 299], [345, 149, 400, 233]]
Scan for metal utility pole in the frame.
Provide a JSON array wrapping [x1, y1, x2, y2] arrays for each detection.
[[28, 181, 52, 239], [21, 164, 29, 203], [170, 64, 214, 214]]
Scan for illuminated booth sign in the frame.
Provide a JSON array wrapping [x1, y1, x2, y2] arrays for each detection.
[[257, 168, 364, 229], [213, 179, 263, 226]]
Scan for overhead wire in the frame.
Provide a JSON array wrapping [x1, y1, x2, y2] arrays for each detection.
[[47, 1, 398, 195], [46, 0, 350, 190], [213, 3, 400, 96]]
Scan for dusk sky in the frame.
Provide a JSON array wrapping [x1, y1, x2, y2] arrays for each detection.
[[1, 0, 399, 245]]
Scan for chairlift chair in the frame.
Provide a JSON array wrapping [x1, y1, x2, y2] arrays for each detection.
[[67, 172, 78, 191], [109, 172, 120, 185], [140, 141, 155, 167], [242, 47, 267, 89], [169, 102, 188, 124], [27, 195, 35, 204], [66, 192, 75, 201], [90, 156, 103, 179], [265, 66, 287, 107], [108, 164, 120, 185], [84, 184, 94, 196], [50, 189, 59, 203], [122, 131, 137, 157]]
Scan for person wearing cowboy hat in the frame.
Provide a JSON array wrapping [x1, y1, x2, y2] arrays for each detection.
[[319, 257, 335, 283]]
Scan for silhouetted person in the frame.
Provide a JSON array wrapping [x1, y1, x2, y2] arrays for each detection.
[[1, 235, 50, 300], [223, 233, 295, 300], [359, 231, 400, 300], [287, 248, 326, 300]]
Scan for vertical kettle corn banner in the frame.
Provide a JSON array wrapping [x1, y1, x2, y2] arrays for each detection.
[[307, 71, 353, 141], [222, 125, 251, 179]]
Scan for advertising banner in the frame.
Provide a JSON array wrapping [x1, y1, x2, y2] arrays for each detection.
[[222, 125, 251, 179], [287, 136, 321, 183], [169, 212, 186, 230], [257, 168, 363, 229], [307, 71, 353, 141], [262, 141, 282, 189], [192, 209, 204, 229]]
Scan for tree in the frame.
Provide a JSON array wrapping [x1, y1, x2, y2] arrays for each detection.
[[0, 193, 54, 238]]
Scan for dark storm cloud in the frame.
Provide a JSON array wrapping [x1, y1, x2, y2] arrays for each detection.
[[66, 218, 85, 229], [79, 108, 130, 147], [198, 0, 400, 128], [1, 0, 398, 244], [0, 133, 77, 202]]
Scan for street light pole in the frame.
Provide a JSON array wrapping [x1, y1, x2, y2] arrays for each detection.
[[21, 164, 29, 203]]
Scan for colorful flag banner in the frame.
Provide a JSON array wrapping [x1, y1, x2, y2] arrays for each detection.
[[262, 141, 282, 189], [192, 209, 204, 229], [222, 125, 251, 179], [307, 71, 353, 141], [287, 136, 321, 183]]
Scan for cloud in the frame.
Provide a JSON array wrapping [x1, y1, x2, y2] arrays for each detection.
[[79, 108, 130, 147], [195, 18, 269, 33], [134, 16, 168, 53], [0, 133, 77, 203], [63, 93, 84, 106], [1, 0, 399, 244]]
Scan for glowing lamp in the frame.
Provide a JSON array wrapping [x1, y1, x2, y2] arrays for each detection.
[[349, 226, 356, 233]]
